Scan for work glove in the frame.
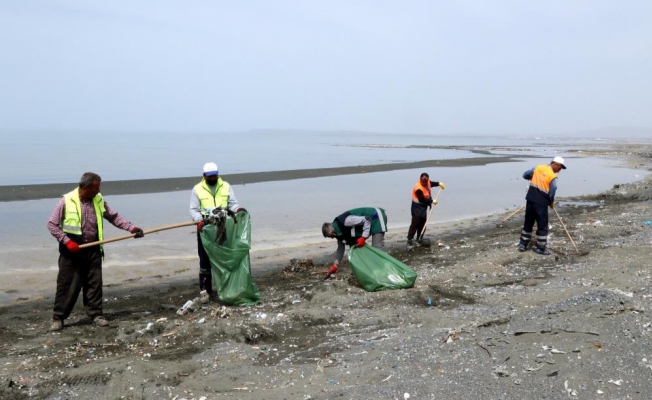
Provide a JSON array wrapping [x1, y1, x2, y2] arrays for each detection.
[[356, 237, 366, 248], [550, 202, 555, 209], [438, 182, 446, 190], [130, 227, 145, 238], [324, 264, 338, 280], [196, 221, 205, 232], [236, 207, 247, 213], [64, 240, 80, 253]]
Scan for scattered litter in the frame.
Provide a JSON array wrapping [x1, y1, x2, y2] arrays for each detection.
[[136, 323, 153, 336], [404, 393, 410, 399], [597, 390, 604, 394], [211, 306, 230, 319], [381, 374, 392, 382], [177, 298, 199, 315], [197, 317, 206, 324], [645, 221, 651, 226], [551, 348, 566, 354], [492, 365, 511, 378], [564, 380, 577, 396], [608, 379, 622, 386], [156, 317, 167, 323]]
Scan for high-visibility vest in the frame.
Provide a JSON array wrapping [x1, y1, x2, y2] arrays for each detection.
[[526, 164, 557, 205], [530, 164, 556, 195], [332, 207, 388, 245], [62, 188, 105, 243], [412, 181, 431, 204], [193, 178, 230, 215]]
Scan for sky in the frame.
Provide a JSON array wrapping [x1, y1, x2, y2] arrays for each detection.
[[1, 1, 651, 136]]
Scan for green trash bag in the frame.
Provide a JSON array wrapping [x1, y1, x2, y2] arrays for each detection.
[[200, 211, 260, 306], [348, 245, 417, 292]]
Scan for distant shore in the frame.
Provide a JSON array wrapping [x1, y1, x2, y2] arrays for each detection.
[[0, 155, 517, 201]]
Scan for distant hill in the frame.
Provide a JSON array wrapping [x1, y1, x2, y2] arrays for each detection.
[[545, 127, 652, 139]]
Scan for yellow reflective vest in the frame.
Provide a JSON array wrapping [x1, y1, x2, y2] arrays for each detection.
[[194, 178, 230, 215], [62, 188, 105, 243]]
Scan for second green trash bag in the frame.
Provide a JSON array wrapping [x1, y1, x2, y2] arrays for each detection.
[[348, 245, 417, 292], [200, 210, 260, 306]]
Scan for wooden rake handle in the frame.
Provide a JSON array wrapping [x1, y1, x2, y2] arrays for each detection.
[[552, 206, 579, 252], [79, 221, 198, 249], [420, 187, 443, 238], [501, 204, 525, 225]]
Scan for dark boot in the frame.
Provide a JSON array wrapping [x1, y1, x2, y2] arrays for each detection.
[[199, 273, 213, 296]]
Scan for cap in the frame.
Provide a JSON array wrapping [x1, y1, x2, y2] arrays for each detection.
[[552, 156, 566, 169], [202, 162, 219, 176]]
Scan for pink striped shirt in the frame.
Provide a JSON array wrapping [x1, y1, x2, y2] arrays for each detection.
[[47, 195, 135, 244]]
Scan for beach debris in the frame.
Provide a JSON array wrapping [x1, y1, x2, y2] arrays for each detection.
[[136, 322, 154, 336], [177, 298, 199, 315], [477, 342, 492, 357], [284, 258, 317, 273], [492, 365, 512, 378], [608, 379, 622, 386], [404, 393, 410, 399], [564, 380, 577, 396], [211, 306, 229, 319]]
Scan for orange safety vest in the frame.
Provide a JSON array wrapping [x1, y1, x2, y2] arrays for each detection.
[[530, 164, 557, 195], [412, 180, 431, 203]]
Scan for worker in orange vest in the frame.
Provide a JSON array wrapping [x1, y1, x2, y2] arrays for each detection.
[[407, 172, 445, 250], [518, 156, 566, 255]]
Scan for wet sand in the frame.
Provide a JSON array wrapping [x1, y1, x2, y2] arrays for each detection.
[[0, 155, 517, 201]]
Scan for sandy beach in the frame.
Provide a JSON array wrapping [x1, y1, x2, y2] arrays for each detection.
[[1, 142, 652, 399]]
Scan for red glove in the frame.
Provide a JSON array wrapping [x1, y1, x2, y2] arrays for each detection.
[[65, 240, 80, 253], [324, 264, 338, 280], [356, 237, 366, 247], [196, 221, 204, 232], [130, 227, 144, 238]]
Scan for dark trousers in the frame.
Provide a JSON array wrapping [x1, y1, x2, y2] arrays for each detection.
[[197, 231, 213, 294], [520, 201, 549, 250], [53, 248, 103, 321], [407, 215, 427, 241]]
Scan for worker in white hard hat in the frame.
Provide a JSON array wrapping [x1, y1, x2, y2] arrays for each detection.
[[518, 156, 567, 255]]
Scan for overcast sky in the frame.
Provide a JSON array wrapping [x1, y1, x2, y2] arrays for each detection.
[[1, 1, 650, 135]]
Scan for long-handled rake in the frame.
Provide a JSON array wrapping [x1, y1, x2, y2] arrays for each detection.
[[497, 204, 525, 228], [79, 221, 198, 249], [552, 207, 589, 256], [418, 187, 443, 243]]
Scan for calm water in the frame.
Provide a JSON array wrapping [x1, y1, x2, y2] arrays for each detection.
[[0, 130, 592, 185]]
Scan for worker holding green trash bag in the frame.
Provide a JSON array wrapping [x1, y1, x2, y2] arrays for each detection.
[[190, 162, 259, 306], [321, 207, 417, 291], [321, 207, 388, 279]]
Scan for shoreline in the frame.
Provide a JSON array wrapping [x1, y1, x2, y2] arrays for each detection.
[[0, 155, 518, 201]]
